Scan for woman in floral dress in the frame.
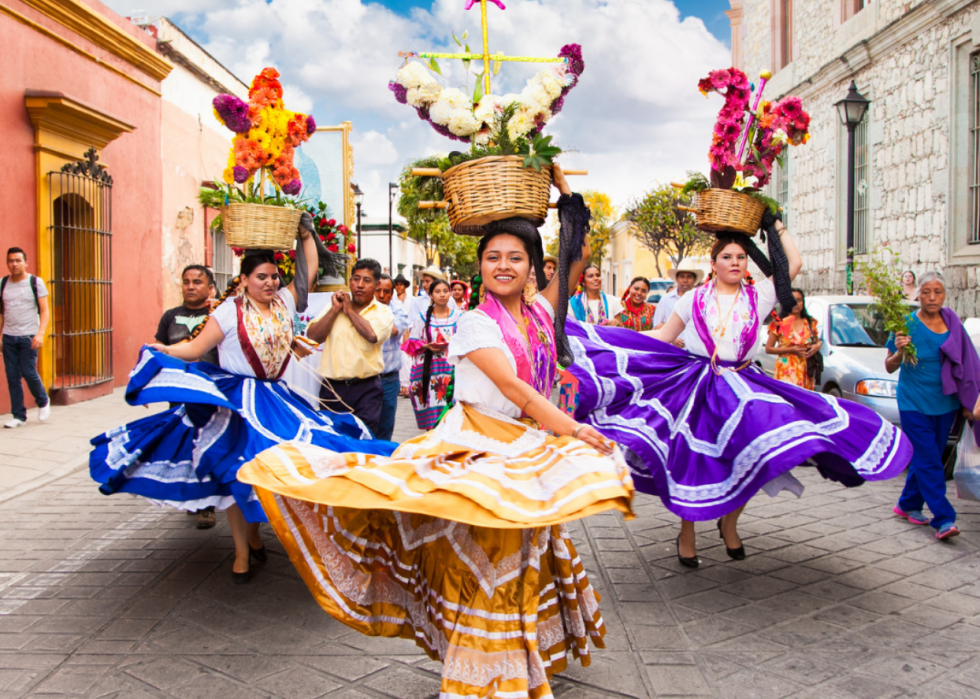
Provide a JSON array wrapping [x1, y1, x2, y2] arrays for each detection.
[[403, 279, 462, 429], [611, 276, 656, 331], [765, 288, 822, 390]]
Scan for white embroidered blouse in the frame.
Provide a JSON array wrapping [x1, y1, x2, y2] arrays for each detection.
[[211, 288, 297, 378], [447, 297, 555, 419]]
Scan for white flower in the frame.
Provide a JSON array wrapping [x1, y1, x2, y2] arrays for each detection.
[[406, 82, 441, 107], [440, 88, 471, 109], [473, 130, 491, 147], [507, 111, 534, 139], [474, 94, 501, 125], [396, 61, 435, 90], [428, 100, 454, 126], [520, 84, 552, 114], [538, 71, 566, 99], [448, 110, 481, 137]]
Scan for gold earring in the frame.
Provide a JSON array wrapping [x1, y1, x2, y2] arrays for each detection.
[[523, 280, 537, 305], [479, 283, 487, 304]]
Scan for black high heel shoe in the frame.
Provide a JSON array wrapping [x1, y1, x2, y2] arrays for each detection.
[[717, 519, 746, 561], [676, 536, 699, 569], [249, 545, 268, 563], [232, 566, 250, 585]]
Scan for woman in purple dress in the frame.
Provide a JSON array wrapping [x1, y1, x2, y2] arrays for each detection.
[[565, 220, 912, 568]]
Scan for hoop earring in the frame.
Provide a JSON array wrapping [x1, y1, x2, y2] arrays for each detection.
[[479, 283, 487, 305]]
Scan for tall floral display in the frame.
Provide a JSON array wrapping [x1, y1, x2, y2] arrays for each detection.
[[678, 68, 811, 236], [200, 68, 317, 251]]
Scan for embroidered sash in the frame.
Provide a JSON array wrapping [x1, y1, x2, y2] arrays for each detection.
[[235, 293, 293, 380], [691, 280, 760, 364], [478, 293, 557, 401]]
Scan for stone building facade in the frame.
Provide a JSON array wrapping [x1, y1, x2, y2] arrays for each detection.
[[728, 0, 980, 316]]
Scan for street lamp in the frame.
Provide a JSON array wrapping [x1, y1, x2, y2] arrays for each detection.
[[388, 182, 399, 275], [834, 80, 871, 295], [352, 183, 364, 259]]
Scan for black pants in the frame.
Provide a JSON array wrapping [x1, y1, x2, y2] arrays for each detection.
[[319, 375, 383, 438]]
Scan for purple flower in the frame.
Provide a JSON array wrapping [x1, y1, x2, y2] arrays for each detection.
[[389, 81, 408, 105], [550, 95, 565, 115], [306, 115, 316, 135], [233, 166, 249, 183], [559, 43, 585, 76], [213, 94, 251, 134], [282, 179, 302, 196]]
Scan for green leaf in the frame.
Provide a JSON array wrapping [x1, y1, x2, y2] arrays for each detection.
[[452, 31, 461, 47], [472, 73, 485, 103], [429, 57, 442, 75], [465, 44, 471, 55], [462, 30, 468, 41]]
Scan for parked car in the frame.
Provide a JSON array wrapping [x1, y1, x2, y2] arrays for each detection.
[[756, 296, 980, 479], [646, 279, 673, 305]]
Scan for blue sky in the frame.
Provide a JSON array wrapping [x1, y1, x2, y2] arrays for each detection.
[[377, 0, 732, 45]]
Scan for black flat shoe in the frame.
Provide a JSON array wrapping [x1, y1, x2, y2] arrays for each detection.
[[676, 536, 699, 569], [249, 545, 268, 563], [232, 569, 250, 585], [717, 519, 746, 561]]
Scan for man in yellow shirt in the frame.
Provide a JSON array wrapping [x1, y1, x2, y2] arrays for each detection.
[[307, 259, 394, 437]]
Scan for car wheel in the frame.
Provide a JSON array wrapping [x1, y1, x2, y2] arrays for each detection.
[[824, 385, 842, 399]]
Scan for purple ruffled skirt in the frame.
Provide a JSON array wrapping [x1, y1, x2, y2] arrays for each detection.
[[564, 322, 913, 522]]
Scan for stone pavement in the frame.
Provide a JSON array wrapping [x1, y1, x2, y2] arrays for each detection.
[[1, 395, 980, 698]]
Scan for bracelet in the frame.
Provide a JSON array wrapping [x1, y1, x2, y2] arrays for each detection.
[[572, 424, 585, 439], [521, 394, 540, 413]]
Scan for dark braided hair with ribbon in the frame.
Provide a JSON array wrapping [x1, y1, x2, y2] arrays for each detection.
[[419, 279, 451, 407]]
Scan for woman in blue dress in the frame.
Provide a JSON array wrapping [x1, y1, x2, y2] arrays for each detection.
[[90, 220, 394, 582]]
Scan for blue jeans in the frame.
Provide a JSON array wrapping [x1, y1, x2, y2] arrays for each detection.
[[2, 335, 49, 421], [898, 409, 958, 530], [377, 371, 401, 442]]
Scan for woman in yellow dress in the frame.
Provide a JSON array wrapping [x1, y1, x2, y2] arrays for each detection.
[[765, 288, 822, 390], [239, 167, 633, 699]]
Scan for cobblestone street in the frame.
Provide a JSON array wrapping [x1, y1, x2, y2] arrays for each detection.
[[2, 396, 980, 698]]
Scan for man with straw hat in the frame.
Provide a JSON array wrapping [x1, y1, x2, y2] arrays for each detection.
[[653, 265, 704, 330], [543, 254, 558, 283]]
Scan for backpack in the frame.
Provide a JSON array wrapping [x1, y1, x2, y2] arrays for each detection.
[[0, 275, 39, 315]]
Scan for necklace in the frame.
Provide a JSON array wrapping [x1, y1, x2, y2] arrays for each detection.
[[712, 282, 742, 339]]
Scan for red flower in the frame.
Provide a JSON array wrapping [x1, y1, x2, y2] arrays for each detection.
[[338, 224, 348, 234], [347, 243, 356, 253], [231, 247, 245, 256], [326, 232, 336, 241], [328, 243, 338, 252], [288, 250, 296, 259], [274, 251, 284, 261], [319, 218, 327, 226], [327, 219, 336, 226]]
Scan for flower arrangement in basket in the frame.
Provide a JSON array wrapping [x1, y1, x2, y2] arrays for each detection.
[[229, 201, 355, 286], [389, 1, 585, 234], [676, 68, 811, 236], [198, 68, 316, 250]]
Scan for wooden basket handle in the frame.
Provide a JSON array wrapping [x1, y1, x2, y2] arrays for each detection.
[[418, 201, 448, 209], [411, 168, 443, 177], [677, 205, 698, 213]]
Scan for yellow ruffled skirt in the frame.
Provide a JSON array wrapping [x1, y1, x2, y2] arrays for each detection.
[[239, 403, 634, 699]]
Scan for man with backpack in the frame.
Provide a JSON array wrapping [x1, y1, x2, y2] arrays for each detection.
[[1, 247, 51, 428]]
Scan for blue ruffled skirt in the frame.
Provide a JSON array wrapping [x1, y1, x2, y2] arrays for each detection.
[[89, 349, 396, 522], [564, 322, 913, 521]]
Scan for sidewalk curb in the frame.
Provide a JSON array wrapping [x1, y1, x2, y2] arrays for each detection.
[[0, 452, 90, 504]]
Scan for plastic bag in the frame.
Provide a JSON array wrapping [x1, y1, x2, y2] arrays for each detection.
[[954, 432, 980, 502]]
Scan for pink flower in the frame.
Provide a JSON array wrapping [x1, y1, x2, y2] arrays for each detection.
[[709, 69, 732, 90]]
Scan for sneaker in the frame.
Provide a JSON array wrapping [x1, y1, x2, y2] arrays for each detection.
[[38, 404, 50, 422], [893, 506, 929, 525], [936, 523, 960, 540], [3, 418, 26, 429]]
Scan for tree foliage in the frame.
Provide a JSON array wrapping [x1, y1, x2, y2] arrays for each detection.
[[397, 157, 480, 280], [623, 184, 714, 276]]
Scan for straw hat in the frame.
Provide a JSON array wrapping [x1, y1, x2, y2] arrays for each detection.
[[420, 265, 447, 282], [667, 266, 705, 285], [543, 254, 558, 265]]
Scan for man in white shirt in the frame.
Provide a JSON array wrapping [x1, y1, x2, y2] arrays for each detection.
[[1, 247, 51, 427], [652, 266, 703, 350]]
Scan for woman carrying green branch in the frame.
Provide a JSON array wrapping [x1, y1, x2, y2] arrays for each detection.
[[886, 272, 980, 540]]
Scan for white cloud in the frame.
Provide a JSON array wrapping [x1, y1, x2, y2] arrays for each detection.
[[105, 0, 730, 220]]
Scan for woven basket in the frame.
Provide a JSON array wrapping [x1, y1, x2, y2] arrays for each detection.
[[220, 203, 302, 250], [691, 188, 766, 236], [442, 156, 552, 234]]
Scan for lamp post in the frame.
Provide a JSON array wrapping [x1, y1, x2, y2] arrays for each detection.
[[834, 80, 871, 295], [352, 183, 364, 259], [388, 182, 399, 275]]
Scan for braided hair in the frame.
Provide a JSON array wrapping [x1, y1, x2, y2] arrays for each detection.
[[420, 279, 451, 406], [186, 274, 242, 342]]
